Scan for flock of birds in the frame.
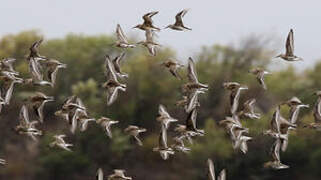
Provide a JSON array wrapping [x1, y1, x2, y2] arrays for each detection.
[[0, 9, 320, 179]]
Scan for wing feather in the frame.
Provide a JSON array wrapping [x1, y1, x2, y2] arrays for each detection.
[[285, 29, 294, 56], [116, 24, 128, 43], [187, 57, 198, 83], [207, 159, 216, 180], [20, 105, 30, 124]]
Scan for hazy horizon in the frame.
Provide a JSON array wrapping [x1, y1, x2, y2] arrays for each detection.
[[1, 0, 321, 69]]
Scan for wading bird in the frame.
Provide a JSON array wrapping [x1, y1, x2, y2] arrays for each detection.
[[96, 117, 119, 138], [14, 105, 42, 141], [156, 104, 178, 129], [124, 125, 147, 146], [111, 52, 129, 78], [29, 92, 54, 123], [264, 138, 289, 169], [137, 29, 160, 56], [223, 82, 248, 115], [275, 29, 303, 61], [238, 98, 261, 119], [305, 91, 321, 130], [133, 11, 160, 31], [108, 169, 132, 180], [49, 134, 73, 152], [183, 57, 208, 93], [249, 67, 270, 90], [104, 55, 126, 106], [161, 59, 184, 80], [115, 24, 136, 49], [153, 124, 175, 160], [43, 59, 67, 87], [165, 9, 192, 31]]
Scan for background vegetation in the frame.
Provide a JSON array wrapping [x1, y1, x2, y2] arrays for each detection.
[[0, 30, 320, 180]]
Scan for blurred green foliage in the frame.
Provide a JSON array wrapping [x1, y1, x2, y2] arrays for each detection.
[[0, 30, 321, 180]]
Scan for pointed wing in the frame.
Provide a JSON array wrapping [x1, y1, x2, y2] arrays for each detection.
[[80, 118, 92, 131], [169, 65, 182, 80], [271, 138, 281, 162], [113, 52, 126, 73], [56, 135, 67, 144], [147, 43, 156, 56], [30, 41, 38, 51], [313, 97, 321, 123], [134, 136, 143, 146], [114, 52, 126, 67], [20, 105, 30, 124], [76, 97, 85, 109], [281, 138, 288, 152], [35, 39, 43, 48], [114, 169, 127, 178], [271, 106, 281, 133], [185, 90, 199, 113], [207, 159, 216, 180], [70, 110, 80, 134], [289, 106, 299, 124], [173, 136, 184, 146], [96, 168, 104, 180], [240, 140, 249, 154], [116, 24, 128, 43], [47, 67, 59, 86], [57, 134, 66, 139], [257, 72, 267, 89], [317, 98, 321, 116], [231, 88, 242, 115], [30, 39, 43, 51], [2, 58, 16, 72], [245, 98, 256, 113], [76, 98, 88, 117], [105, 56, 118, 81], [175, 9, 188, 26], [158, 104, 171, 119], [217, 169, 226, 180], [63, 95, 76, 106], [28, 132, 39, 142], [187, 57, 198, 83], [107, 87, 119, 106], [143, 11, 158, 26], [285, 29, 294, 56], [104, 55, 111, 75], [159, 125, 168, 149], [105, 120, 118, 138], [36, 102, 45, 123], [186, 108, 197, 131], [105, 124, 113, 138], [29, 58, 44, 81], [4, 81, 16, 104]]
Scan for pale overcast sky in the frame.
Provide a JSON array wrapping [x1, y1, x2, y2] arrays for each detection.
[[0, 0, 321, 69]]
